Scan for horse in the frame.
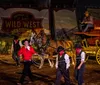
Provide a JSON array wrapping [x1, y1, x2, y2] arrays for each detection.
[[45, 39, 76, 67], [30, 29, 76, 69], [30, 30, 50, 69]]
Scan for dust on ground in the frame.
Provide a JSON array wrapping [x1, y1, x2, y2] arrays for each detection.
[[0, 54, 100, 85]]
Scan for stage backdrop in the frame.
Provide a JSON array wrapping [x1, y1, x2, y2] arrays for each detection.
[[0, 8, 77, 36]]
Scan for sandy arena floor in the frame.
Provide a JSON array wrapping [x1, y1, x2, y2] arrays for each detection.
[[0, 54, 100, 85]]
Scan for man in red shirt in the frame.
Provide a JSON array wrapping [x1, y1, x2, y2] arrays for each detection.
[[17, 39, 36, 85]]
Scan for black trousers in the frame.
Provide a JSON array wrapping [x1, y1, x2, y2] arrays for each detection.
[[75, 64, 85, 85], [55, 68, 70, 85], [19, 61, 33, 84], [12, 51, 20, 65]]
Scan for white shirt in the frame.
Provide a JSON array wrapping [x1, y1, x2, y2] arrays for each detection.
[[80, 51, 85, 62], [25, 46, 30, 51], [55, 54, 70, 70]]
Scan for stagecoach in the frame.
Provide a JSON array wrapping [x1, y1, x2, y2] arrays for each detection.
[[75, 19, 100, 64]]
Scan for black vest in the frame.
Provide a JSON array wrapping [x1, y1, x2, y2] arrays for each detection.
[[58, 54, 66, 70], [76, 51, 82, 67], [13, 40, 20, 52]]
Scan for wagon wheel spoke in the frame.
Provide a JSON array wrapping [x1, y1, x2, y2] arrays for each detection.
[[96, 48, 100, 64]]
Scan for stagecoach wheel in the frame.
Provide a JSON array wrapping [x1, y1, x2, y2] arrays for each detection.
[[96, 48, 100, 65]]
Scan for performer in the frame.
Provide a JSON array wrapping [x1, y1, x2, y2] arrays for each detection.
[[80, 11, 94, 32], [75, 43, 86, 85], [11, 35, 21, 66], [17, 39, 36, 85], [55, 46, 70, 85]]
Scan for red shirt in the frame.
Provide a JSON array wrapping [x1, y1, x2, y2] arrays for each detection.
[[18, 46, 36, 61]]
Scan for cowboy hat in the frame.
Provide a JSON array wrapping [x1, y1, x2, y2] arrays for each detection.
[[84, 11, 89, 14], [75, 43, 82, 48], [14, 35, 19, 40], [57, 46, 65, 53], [22, 39, 30, 45]]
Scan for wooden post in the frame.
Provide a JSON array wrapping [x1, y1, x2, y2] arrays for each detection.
[[48, 0, 56, 40]]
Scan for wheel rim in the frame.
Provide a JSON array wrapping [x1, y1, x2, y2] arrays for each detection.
[[96, 48, 100, 65]]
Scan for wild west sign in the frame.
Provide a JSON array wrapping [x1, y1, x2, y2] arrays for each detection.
[[1, 12, 43, 34]]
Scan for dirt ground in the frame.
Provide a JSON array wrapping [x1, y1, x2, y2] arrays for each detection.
[[0, 54, 100, 85]]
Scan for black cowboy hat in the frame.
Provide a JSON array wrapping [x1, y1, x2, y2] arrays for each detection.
[[14, 35, 19, 40], [22, 39, 30, 45], [57, 46, 65, 53], [75, 43, 82, 48]]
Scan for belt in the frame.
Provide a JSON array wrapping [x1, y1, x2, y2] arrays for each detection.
[[24, 60, 31, 62]]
